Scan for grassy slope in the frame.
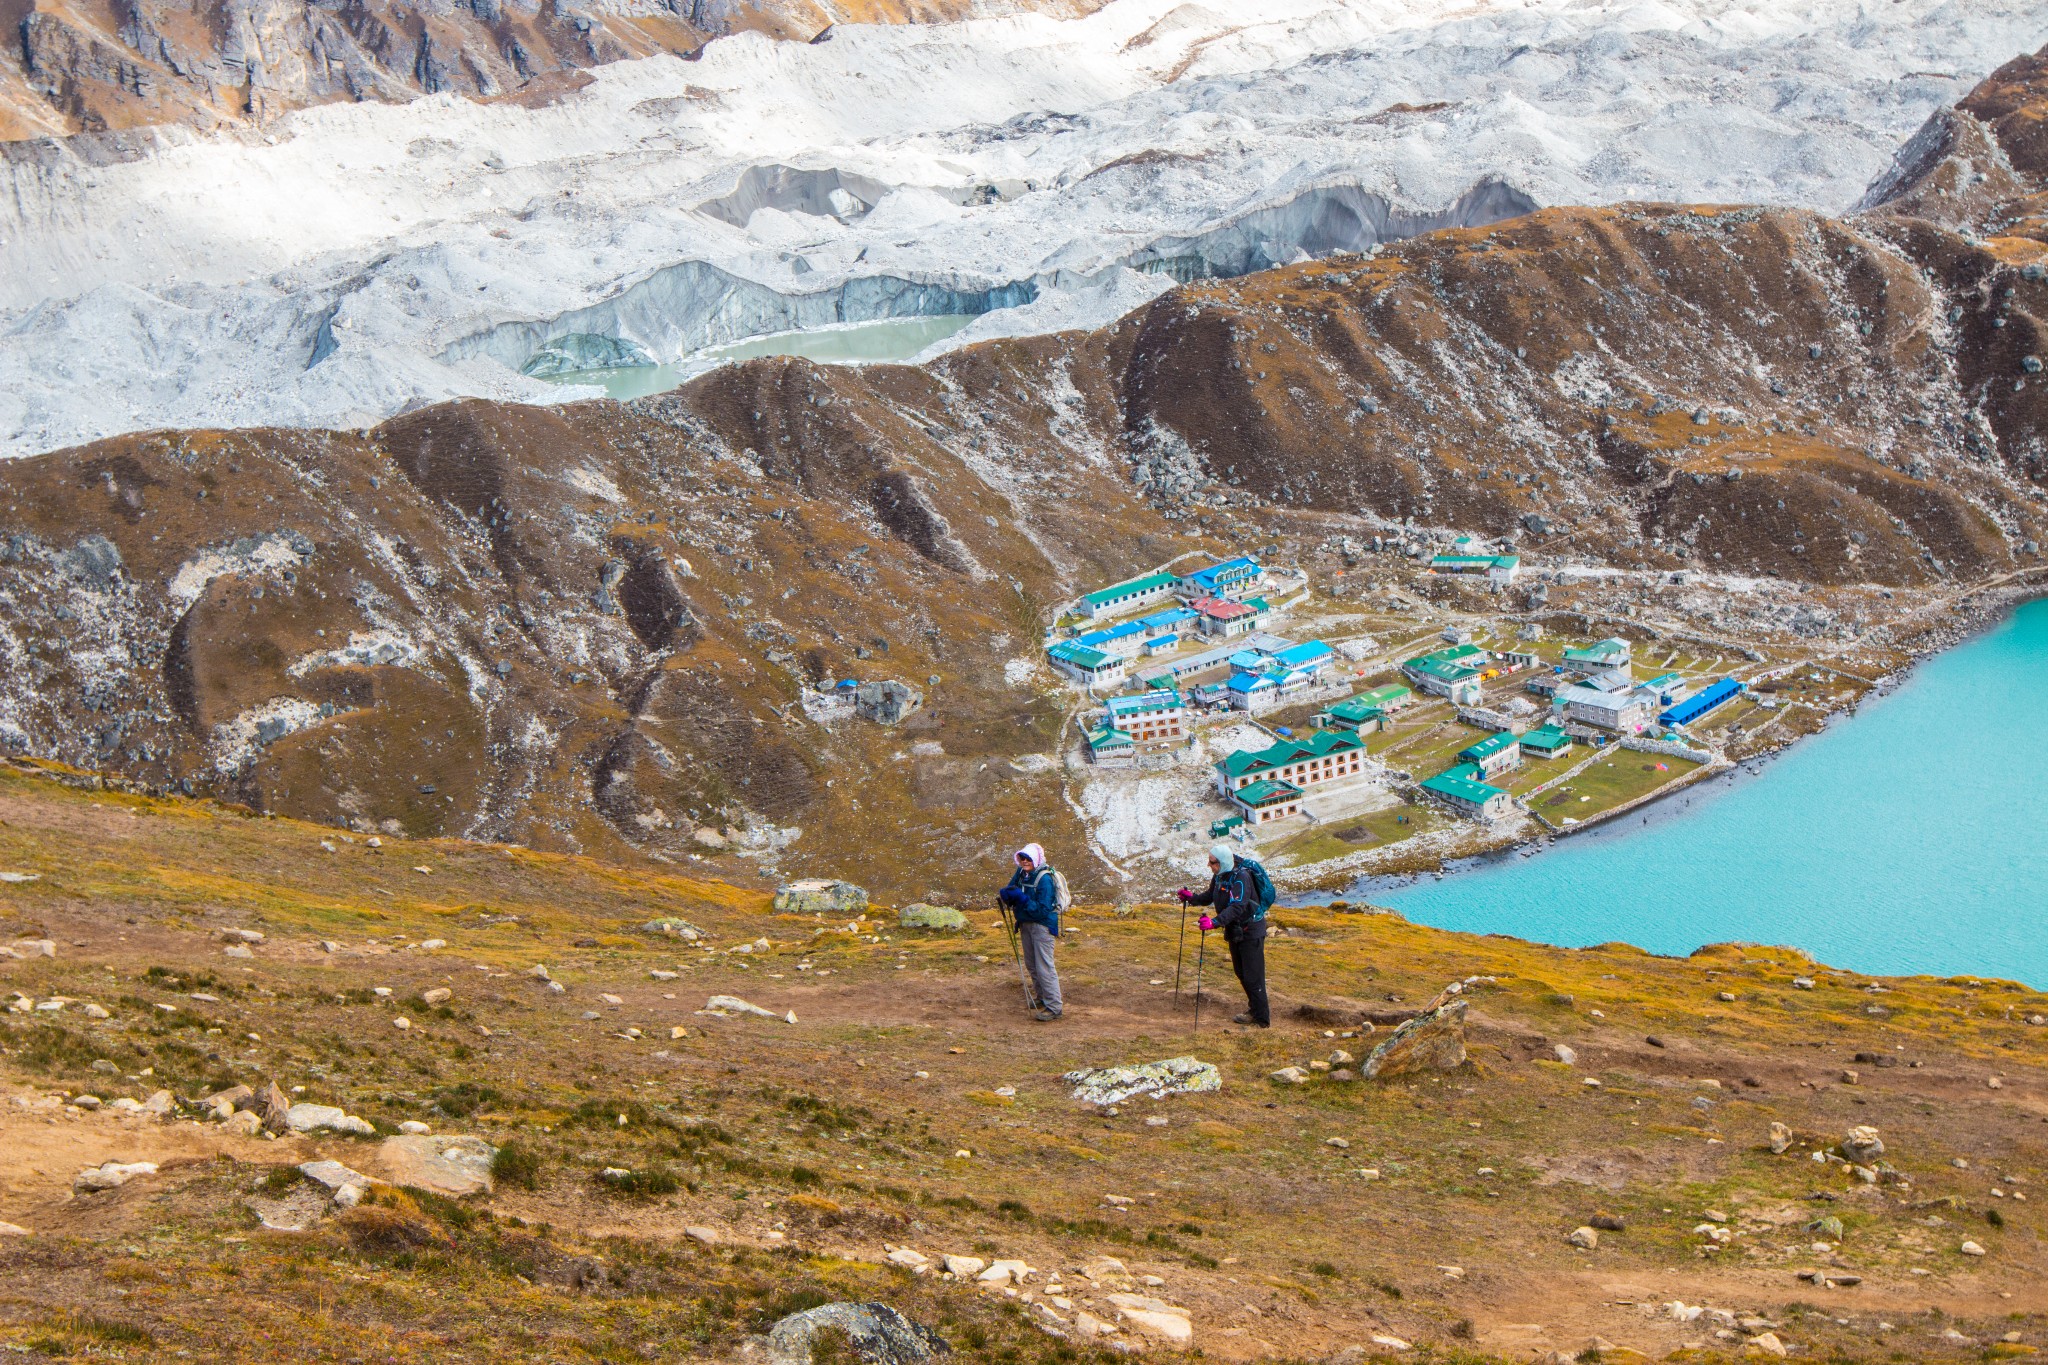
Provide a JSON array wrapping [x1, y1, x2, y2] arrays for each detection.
[[0, 762, 2044, 1363]]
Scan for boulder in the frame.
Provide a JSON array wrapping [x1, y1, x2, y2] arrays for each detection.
[[1106, 1293, 1192, 1344], [421, 988, 452, 1005], [255, 1080, 292, 1135], [762, 1301, 948, 1365], [640, 917, 703, 940], [941, 1255, 986, 1278], [75, 1161, 158, 1192], [1840, 1126, 1884, 1165], [298, 1159, 371, 1199], [772, 880, 869, 916], [1362, 998, 1468, 1079], [1064, 1057, 1221, 1107], [285, 1103, 375, 1136], [1769, 1122, 1794, 1154], [377, 1134, 497, 1196], [1567, 1226, 1599, 1249], [898, 904, 967, 932], [703, 995, 795, 1023]]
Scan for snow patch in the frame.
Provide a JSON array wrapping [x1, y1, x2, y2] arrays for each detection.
[[209, 698, 326, 776], [288, 630, 422, 676], [168, 533, 316, 609]]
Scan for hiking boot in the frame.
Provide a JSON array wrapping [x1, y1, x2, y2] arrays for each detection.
[[1031, 1008, 1063, 1022], [1232, 1013, 1270, 1028]]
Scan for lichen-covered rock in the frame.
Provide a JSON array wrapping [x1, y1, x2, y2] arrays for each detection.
[[1064, 1056, 1221, 1107], [762, 1301, 949, 1365], [1362, 998, 1468, 1079], [898, 904, 967, 931], [376, 1134, 497, 1196], [773, 880, 869, 915], [639, 916, 703, 940]]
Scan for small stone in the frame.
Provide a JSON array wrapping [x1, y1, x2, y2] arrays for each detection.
[[1568, 1226, 1599, 1249], [943, 1255, 987, 1278], [684, 1225, 721, 1245], [1270, 1066, 1310, 1084], [1590, 1213, 1625, 1232], [422, 988, 452, 1005], [1718, 991, 1737, 1002], [1960, 1241, 1987, 1256], [1792, 977, 1815, 990], [1552, 1044, 1577, 1065], [1325, 1136, 1350, 1149], [887, 1247, 929, 1267], [81, 1003, 110, 1019], [1746, 1332, 1788, 1357], [393, 1016, 411, 1030], [978, 1259, 1034, 1285], [223, 944, 254, 959], [398, 1120, 431, 1135], [1841, 1125, 1883, 1164], [1369, 1334, 1412, 1351], [0, 1221, 29, 1236], [599, 993, 624, 1006]]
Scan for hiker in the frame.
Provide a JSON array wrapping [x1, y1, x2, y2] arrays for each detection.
[[1179, 843, 1274, 1027], [999, 843, 1064, 1022]]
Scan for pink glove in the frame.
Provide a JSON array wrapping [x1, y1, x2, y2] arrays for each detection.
[[1176, 887, 1194, 903], [1199, 915, 1214, 932]]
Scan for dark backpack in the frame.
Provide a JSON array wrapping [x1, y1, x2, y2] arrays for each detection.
[[1241, 858, 1276, 918]]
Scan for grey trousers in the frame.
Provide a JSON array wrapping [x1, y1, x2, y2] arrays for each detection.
[[1020, 922, 1062, 1014]]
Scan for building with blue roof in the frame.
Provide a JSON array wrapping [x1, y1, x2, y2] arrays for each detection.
[[1659, 677, 1745, 729], [1178, 556, 1264, 601], [1271, 640, 1335, 674]]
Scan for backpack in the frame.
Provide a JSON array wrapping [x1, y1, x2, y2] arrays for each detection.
[[1241, 858, 1276, 919], [1047, 867, 1074, 913]]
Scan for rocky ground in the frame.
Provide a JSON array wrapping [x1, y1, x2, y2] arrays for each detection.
[[0, 762, 2043, 1362]]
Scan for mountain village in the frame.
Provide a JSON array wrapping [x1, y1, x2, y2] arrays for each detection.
[[1044, 540, 1779, 882]]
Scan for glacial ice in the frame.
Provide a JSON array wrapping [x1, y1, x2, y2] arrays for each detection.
[[0, 0, 2042, 458]]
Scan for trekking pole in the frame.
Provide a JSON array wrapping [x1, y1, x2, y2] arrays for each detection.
[[998, 901, 1035, 1012], [1173, 894, 1189, 1005], [1192, 926, 1208, 1036]]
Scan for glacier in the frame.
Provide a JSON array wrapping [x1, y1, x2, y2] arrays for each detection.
[[0, 0, 2042, 459]]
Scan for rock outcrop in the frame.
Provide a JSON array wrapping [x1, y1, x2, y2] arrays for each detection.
[[1362, 998, 1469, 1079]]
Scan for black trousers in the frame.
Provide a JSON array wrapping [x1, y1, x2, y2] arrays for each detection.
[[1226, 920, 1270, 1026]]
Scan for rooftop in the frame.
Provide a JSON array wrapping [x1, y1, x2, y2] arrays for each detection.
[[1194, 596, 1257, 620], [1049, 642, 1116, 669], [1234, 779, 1304, 807], [1218, 727, 1363, 778], [1460, 731, 1519, 761], [1421, 768, 1507, 805], [1105, 689, 1182, 715], [1080, 572, 1180, 609]]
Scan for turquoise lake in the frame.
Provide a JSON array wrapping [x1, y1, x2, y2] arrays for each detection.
[[1353, 598, 2048, 987], [539, 315, 978, 401]]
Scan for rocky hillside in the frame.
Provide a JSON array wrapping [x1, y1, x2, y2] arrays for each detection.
[[0, 49, 2044, 895], [0, 0, 1101, 141], [0, 762, 2043, 1361]]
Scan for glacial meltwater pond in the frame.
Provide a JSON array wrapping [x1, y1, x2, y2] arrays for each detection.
[[539, 315, 979, 401], [1353, 598, 2048, 987]]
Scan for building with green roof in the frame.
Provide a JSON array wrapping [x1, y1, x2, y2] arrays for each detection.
[[1216, 727, 1366, 794], [1228, 778, 1305, 825], [1419, 766, 1512, 820], [1317, 695, 1388, 732], [1079, 573, 1181, 621], [1563, 638, 1632, 672], [1457, 729, 1522, 779], [1402, 643, 1492, 696], [1520, 724, 1574, 758]]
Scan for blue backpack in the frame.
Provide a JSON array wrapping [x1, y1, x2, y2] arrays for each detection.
[[1240, 859, 1276, 918]]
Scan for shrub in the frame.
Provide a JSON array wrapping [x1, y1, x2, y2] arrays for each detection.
[[491, 1142, 543, 1192], [598, 1165, 681, 1198]]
